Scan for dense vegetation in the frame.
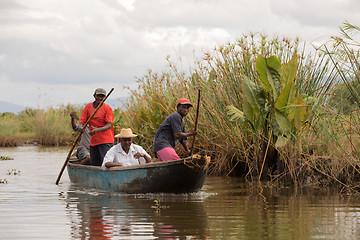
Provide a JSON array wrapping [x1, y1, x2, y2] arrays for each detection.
[[0, 105, 76, 146], [1, 23, 360, 191], [0, 104, 125, 147]]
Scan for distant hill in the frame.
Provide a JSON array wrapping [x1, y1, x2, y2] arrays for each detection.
[[76, 97, 129, 109], [0, 101, 24, 114], [105, 97, 129, 109], [0, 97, 129, 114]]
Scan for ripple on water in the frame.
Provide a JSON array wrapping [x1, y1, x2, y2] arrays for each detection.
[[2, 146, 360, 239]]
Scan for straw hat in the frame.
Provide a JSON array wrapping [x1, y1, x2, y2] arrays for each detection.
[[115, 128, 137, 138]]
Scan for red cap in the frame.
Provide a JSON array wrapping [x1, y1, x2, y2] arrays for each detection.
[[177, 98, 193, 107]]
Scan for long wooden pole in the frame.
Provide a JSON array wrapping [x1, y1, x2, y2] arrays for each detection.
[[190, 89, 201, 156], [55, 88, 114, 185]]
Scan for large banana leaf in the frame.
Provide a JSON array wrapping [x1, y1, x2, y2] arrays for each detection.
[[226, 105, 245, 124], [281, 55, 298, 85], [288, 94, 306, 131], [256, 56, 282, 101], [228, 54, 310, 148], [275, 80, 296, 113], [242, 76, 264, 125], [274, 109, 292, 133]]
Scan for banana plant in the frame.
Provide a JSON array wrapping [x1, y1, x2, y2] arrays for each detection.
[[227, 54, 315, 148]]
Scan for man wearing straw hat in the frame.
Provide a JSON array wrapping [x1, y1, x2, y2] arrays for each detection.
[[153, 97, 197, 162], [101, 128, 152, 168]]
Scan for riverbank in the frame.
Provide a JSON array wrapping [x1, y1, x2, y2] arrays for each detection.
[[2, 142, 360, 196]]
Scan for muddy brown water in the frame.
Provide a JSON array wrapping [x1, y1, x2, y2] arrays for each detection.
[[0, 146, 359, 239]]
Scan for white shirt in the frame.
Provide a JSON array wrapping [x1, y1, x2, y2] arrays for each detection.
[[101, 143, 151, 169]]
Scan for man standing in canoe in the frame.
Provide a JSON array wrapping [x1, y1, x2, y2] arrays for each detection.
[[101, 128, 151, 168], [78, 88, 114, 166], [153, 98, 197, 162]]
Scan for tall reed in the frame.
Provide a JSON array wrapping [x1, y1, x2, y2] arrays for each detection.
[[119, 33, 340, 182], [315, 22, 360, 189], [32, 104, 83, 146], [0, 104, 84, 146], [0, 113, 22, 146]]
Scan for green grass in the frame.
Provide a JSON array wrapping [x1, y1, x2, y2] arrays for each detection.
[[0, 104, 84, 146]]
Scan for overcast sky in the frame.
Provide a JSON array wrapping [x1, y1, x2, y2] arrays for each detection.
[[1, 0, 359, 108]]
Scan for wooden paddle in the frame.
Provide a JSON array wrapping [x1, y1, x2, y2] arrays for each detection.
[[190, 89, 201, 156], [55, 88, 114, 185]]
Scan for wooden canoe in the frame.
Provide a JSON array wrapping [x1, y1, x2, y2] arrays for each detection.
[[67, 152, 210, 194]]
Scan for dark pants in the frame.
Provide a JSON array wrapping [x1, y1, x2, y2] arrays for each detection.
[[90, 143, 113, 166]]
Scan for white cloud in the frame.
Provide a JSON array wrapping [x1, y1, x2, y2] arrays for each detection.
[[0, 0, 359, 108]]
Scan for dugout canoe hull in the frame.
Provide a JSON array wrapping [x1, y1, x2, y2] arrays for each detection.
[[67, 153, 210, 194]]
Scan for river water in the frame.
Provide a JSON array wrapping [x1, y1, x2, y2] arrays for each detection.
[[0, 146, 360, 239]]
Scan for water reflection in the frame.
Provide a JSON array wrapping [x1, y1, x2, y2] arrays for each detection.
[[203, 177, 360, 239], [65, 188, 209, 239], [2, 146, 360, 239]]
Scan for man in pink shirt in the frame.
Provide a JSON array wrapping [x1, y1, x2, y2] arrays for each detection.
[[79, 88, 114, 166], [153, 98, 197, 162]]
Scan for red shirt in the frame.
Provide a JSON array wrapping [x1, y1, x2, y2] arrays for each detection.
[[80, 102, 114, 146]]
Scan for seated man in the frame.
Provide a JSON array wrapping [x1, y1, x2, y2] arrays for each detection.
[[70, 111, 91, 165], [101, 128, 152, 169]]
